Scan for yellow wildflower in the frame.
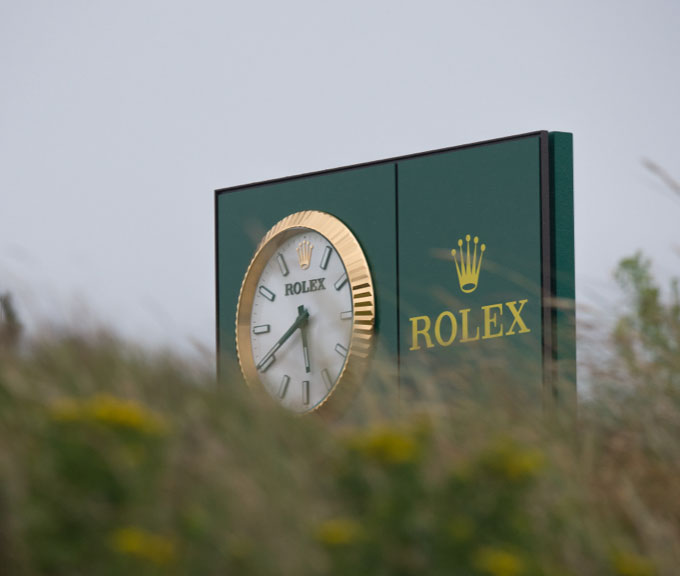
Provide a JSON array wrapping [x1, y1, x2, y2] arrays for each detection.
[[227, 536, 254, 560], [316, 517, 364, 547], [112, 526, 176, 565], [473, 546, 525, 576], [448, 516, 474, 542], [51, 394, 167, 435], [50, 398, 81, 422], [482, 439, 544, 482], [612, 551, 656, 576], [348, 426, 419, 465]]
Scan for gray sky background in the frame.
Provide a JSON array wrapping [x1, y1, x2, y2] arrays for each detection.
[[1, 1, 679, 359]]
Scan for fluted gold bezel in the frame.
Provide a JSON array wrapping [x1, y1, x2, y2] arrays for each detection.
[[235, 211, 375, 417]]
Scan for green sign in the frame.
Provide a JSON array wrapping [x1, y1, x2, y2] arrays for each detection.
[[215, 131, 574, 413]]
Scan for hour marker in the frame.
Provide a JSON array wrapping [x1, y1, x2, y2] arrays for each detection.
[[335, 343, 348, 358], [277, 254, 289, 276], [302, 380, 310, 405], [259, 354, 275, 372], [320, 246, 332, 270], [321, 368, 333, 391], [253, 324, 270, 335], [340, 310, 353, 320], [334, 273, 348, 291], [259, 286, 275, 301], [278, 375, 290, 398]]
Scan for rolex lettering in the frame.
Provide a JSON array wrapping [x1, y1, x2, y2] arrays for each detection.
[[407, 234, 532, 352], [284, 278, 327, 296]]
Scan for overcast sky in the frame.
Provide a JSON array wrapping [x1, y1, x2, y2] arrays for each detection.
[[1, 1, 679, 358]]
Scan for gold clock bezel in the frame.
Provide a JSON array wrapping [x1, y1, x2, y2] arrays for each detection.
[[235, 210, 375, 417]]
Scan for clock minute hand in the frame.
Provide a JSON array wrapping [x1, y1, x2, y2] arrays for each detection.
[[301, 320, 311, 373], [256, 306, 310, 372]]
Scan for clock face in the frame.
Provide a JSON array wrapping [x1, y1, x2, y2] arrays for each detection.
[[249, 230, 352, 412], [236, 211, 374, 416]]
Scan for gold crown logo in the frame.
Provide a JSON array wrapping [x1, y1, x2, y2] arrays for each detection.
[[451, 234, 486, 293], [297, 240, 313, 269]]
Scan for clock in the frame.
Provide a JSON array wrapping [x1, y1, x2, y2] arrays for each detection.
[[235, 210, 375, 416]]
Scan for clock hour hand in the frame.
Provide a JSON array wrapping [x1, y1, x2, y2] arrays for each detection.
[[256, 305, 310, 372]]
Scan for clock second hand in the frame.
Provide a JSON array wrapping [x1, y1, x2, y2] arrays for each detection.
[[256, 305, 310, 372]]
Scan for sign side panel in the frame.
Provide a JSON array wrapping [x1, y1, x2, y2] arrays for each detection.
[[549, 131, 576, 410]]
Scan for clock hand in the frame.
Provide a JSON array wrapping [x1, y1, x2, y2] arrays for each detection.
[[300, 316, 311, 373], [256, 305, 310, 372]]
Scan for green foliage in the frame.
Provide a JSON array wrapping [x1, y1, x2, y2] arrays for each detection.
[[0, 259, 678, 574], [320, 425, 552, 576], [613, 252, 680, 384]]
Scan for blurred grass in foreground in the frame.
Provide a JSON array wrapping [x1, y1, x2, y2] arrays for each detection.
[[0, 253, 678, 576]]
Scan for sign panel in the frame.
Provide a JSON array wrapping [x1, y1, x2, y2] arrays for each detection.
[[397, 136, 546, 401], [215, 131, 574, 414]]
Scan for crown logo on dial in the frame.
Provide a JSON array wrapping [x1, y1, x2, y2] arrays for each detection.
[[297, 240, 313, 269]]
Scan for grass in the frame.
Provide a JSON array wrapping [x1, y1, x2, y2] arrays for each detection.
[[0, 252, 677, 575]]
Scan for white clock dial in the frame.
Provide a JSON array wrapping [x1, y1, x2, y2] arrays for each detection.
[[249, 230, 353, 413]]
